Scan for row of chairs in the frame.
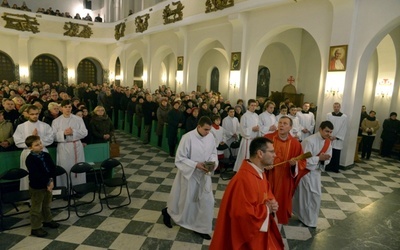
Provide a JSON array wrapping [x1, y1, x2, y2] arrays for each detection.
[[0, 158, 131, 231]]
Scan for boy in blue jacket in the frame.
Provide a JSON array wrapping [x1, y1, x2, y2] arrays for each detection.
[[25, 135, 59, 237]]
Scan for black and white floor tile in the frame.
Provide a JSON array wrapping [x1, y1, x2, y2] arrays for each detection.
[[1, 130, 399, 249]]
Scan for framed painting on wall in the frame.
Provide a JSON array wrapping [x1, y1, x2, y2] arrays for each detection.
[[177, 56, 183, 70], [328, 45, 348, 71], [231, 52, 241, 70]]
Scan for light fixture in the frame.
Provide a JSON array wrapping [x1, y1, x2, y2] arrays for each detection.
[[375, 79, 393, 98], [229, 71, 240, 90], [326, 87, 339, 96]]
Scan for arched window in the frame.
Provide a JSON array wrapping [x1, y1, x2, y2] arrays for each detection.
[[77, 59, 97, 84], [210, 67, 219, 92], [134, 58, 143, 88], [0, 51, 15, 81], [115, 57, 121, 86], [257, 67, 270, 97], [31, 55, 61, 83]]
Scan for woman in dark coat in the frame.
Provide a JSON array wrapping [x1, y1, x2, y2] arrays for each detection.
[[135, 96, 144, 138], [167, 101, 184, 157], [185, 107, 199, 133], [156, 97, 171, 147], [89, 106, 114, 144], [42, 102, 61, 126]]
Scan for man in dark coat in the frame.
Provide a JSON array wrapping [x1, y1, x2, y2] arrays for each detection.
[[380, 112, 400, 158]]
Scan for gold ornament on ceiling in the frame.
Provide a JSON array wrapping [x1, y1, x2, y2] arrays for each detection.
[[114, 22, 126, 40], [63, 22, 93, 38], [163, 1, 184, 25], [1, 12, 40, 33], [135, 13, 150, 33], [205, 0, 234, 13]]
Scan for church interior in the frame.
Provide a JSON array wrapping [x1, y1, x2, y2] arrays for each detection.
[[0, 0, 399, 249]]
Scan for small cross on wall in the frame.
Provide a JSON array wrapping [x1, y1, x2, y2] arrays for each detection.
[[287, 76, 295, 84]]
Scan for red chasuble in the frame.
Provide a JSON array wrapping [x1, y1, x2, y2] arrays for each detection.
[[210, 160, 284, 250], [265, 131, 307, 224]]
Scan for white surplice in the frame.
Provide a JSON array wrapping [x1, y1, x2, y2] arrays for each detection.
[[52, 115, 88, 186], [326, 112, 348, 150], [292, 132, 332, 227], [258, 111, 276, 136], [233, 110, 259, 172], [287, 114, 303, 140], [13, 120, 54, 190], [167, 128, 218, 234], [211, 126, 225, 155], [297, 111, 315, 140], [221, 116, 240, 157]]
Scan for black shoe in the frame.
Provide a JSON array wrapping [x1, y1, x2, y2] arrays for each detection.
[[194, 231, 211, 240], [333, 169, 340, 173], [43, 221, 60, 228], [31, 228, 48, 237], [162, 208, 172, 228]]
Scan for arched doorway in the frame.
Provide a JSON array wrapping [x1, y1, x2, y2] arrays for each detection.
[[0, 51, 16, 82], [31, 54, 63, 83], [210, 67, 219, 92], [257, 67, 270, 97], [77, 58, 103, 85]]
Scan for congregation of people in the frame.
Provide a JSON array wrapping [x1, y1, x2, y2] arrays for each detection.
[[1, 0, 103, 22], [1, 78, 400, 247]]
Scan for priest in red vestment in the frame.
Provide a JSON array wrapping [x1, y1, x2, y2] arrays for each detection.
[[264, 116, 307, 224], [210, 137, 284, 250]]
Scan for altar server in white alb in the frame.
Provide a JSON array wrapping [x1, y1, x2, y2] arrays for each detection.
[[325, 102, 348, 173], [210, 115, 226, 161], [292, 121, 333, 227], [258, 101, 277, 137], [287, 105, 303, 141], [233, 99, 259, 172], [52, 100, 88, 186], [13, 105, 54, 190], [161, 116, 218, 240], [222, 107, 240, 157], [297, 102, 315, 141]]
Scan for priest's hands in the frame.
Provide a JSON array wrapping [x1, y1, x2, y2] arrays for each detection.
[[32, 128, 38, 136], [289, 158, 297, 166], [266, 199, 278, 213]]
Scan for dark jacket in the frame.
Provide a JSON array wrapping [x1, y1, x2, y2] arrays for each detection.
[[89, 114, 114, 143], [42, 110, 61, 126], [142, 101, 157, 125], [26, 152, 56, 190], [156, 104, 171, 135], [381, 118, 400, 141], [185, 115, 198, 133]]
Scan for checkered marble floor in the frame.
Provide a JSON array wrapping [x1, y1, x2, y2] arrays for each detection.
[[1, 130, 399, 250]]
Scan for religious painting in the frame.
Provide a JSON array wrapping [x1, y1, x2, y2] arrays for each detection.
[[256, 67, 270, 97], [328, 45, 348, 71], [177, 56, 183, 70], [230, 52, 241, 70]]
